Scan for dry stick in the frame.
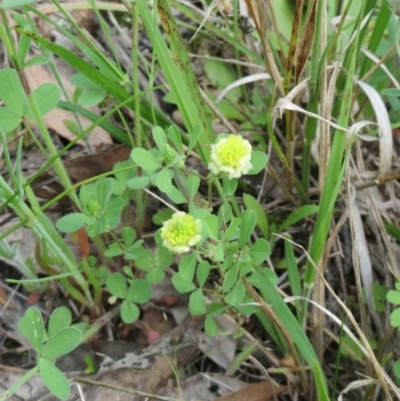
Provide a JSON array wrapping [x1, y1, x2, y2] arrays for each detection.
[[73, 377, 187, 401]]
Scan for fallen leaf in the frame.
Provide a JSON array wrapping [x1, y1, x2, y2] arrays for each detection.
[[24, 62, 113, 149], [214, 381, 287, 401], [64, 144, 131, 181]]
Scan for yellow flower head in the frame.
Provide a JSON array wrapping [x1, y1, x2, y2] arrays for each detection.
[[161, 212, 202, 254], [208, 134, 252, 179]]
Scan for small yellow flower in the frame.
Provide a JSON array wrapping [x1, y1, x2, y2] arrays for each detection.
[[208, 134, 252, 179], [161, 212, 202, 254]]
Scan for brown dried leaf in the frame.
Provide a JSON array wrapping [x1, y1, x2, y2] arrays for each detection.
[[64, 144, 131, 181], [24, 63, 112, 148], [214, 382, 287, 401]]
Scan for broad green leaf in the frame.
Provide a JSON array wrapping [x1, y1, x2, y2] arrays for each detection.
[[188, 125, 203, 151], [222, 177, 237, 197], [187, 174, 200, 200], [48, 307, 72, 338], [179, 253, 197, 282], [121, 300, 140, 323], [394, 361, 400, 386], [203, 214, 219, 240], [70, 73, 101, 89], [204, 59, 240, 102], [126, 280, 152, 304], [247, 151, 268, 175], [242, 194, 269, 239], [204, 315, 219, 336], [131, 148, 161, 171], [196, 260, 210, 287], [106, 273, 128, 298], [121, 226, 136, 247], [166, 185, 186, 204], [224, 280, 245, 306], [189, 289, 207, 316], [19, 33, 32, 67], [222, 262, 238, 292], [387, 290, 400, 305], [127, 176, 150, 189], [214, 243, 224, 262], [41, 327, 81, 358], [156, 168, 173, 193], [146, 267, 166, 284], [25, 83, 61, 117], [239, 210, 257, 248], [23, 55, 47, 68], [18, 307, 44, 353], [249, 239, 271, 265], [39, 357, 70, 400], [56, 213, 93, 233], [222, 217, 241, 241], [0, 68, 25, 115], [382, 88, 400, 97], [152, 209, 174, 226], [171, 272, 196, 293], [0, 108, 21, 132], [279, 205, 319, 232], [78, 89, 106, 106], [167, 125, 183, 153], [104, 243, 124, 257], [152, 126, 167, 153], [104, 197, 125, 219]]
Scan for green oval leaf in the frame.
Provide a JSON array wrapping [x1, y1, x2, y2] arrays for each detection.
[[41, 327, 81, 358], [0, 68, 25, 115], [131, 148, 161, 171], [0, 107, 21, 132], [126, 280, 152, 304], [18, 307, 44, 353], [156, 168, 173, 193], [48, 307, 72, 338], [247, 151, 268, 175], [196, 260, 210, 287], [387, 290, 400, 305], [187, 173, 200, 200], [152, 126, 167, 153], [249, 238, 271, 265], [25, 83, 61, 117], [189, 289, 207, 316], [56, 213, 90, 233], [243, 193, 269, 239], [224, 280, 246, 306], [121, 300, 140, 323], [171, 272, 196, 293], [78, 89, 106, 106], [106, 273, 128, 298], [39, 357, 70, 399], [179, 253, 197, 282], [239, 210, 257, 247], [127, 176, 150, 189], [204, 315, 219, 336]]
